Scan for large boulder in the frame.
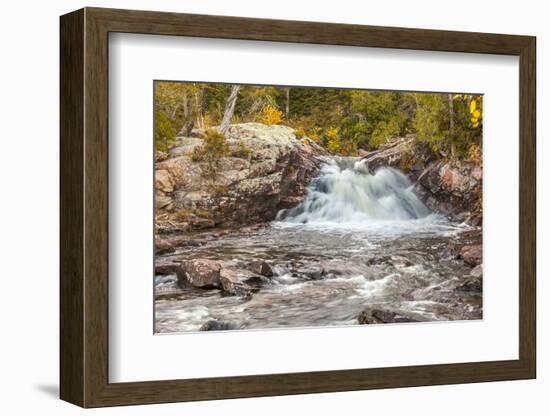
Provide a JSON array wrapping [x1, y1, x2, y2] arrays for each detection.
[[177, 259, 222, 288], [155, 123, 328, 230], [460, 244, 483, 267]]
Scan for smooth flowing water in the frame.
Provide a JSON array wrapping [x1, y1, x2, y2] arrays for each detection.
[[155, 158, 482, 333]]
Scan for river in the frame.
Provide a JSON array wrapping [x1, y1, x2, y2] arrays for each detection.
[[155, 158, 482, 333]]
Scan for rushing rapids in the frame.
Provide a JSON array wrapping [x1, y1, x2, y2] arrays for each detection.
[[155, 157, 482, 333]]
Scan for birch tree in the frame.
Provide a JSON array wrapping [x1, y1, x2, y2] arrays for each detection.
[[285, 87, 290, 116], [219, 85, 241, 134]]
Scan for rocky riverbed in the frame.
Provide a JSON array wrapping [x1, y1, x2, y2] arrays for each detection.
[[154, 123, 482, 333], [155, 220, 482, 332]]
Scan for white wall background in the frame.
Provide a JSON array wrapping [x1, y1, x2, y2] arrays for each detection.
[[0, 0, 545, 414]]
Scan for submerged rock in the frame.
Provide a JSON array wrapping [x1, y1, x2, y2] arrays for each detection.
[[155, 262, 180, 276], [291, 265, 326, 280], [365, 256, 394, 266], [248, 260, 274, 277], [199, 320, 238, 331], [358, 308, 420, 324], [455, 262, 483, 293], [178, 259, 222, 288], [470, 264, 483, 278], [219, 268, 254, 297], [440, 241, 462, 261], [457, 276, 482, 292]]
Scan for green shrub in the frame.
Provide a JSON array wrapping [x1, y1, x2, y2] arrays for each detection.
[[294, 126, 307, 139], [191, 129, 231, 183], [370, 119, 401, 148], [155, 111, 176, 152]]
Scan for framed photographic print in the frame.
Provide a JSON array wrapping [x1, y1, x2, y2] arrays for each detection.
[[60, 7, 536, 408]]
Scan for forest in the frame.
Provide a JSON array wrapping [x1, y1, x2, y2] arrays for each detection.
[[155, 81, 482, 161]]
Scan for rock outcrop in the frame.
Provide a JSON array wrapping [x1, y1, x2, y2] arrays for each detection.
[[155, 123, 328, 231], [415, 160, 483, 225], [362, 136, 427, 173], [362, 136, 482, 225]]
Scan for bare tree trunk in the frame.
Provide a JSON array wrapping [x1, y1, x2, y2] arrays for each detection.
[[219, 85, 241, 135], [411, 92, 419, 107], [194, 89, 205, 129], [170, 104, 179, 119], [448, 94, 455, 157], [285, 87, 290, 116], [183, 93, 189, 118], [448, 94, 455, 132], [180, 93, 195, 136]]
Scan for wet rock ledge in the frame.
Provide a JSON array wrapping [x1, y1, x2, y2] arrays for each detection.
[[155, 123, 328, 233]]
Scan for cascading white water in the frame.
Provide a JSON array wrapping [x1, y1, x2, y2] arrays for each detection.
[[277, 157, 433, 226]]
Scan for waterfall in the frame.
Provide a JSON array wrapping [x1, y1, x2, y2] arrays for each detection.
[[277, 158, 432, 226]]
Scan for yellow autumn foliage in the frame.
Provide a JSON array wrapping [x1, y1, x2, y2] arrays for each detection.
[[260, 105, 284, 125], [325, 127, 341, 153], [469, 96, 482, 128]]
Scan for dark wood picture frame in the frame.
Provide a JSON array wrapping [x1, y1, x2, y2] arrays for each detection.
[[60, 7, 536, 408]]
